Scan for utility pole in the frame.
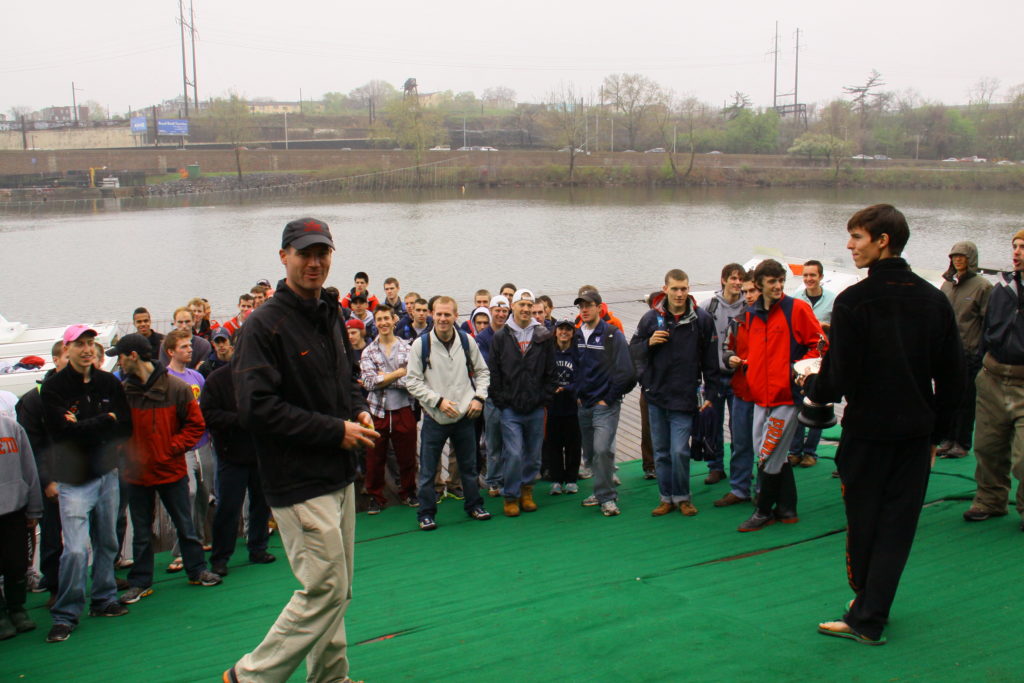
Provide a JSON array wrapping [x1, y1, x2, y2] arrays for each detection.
[[178, 0, 190, 116], [189, 0, 198, 109], [284, 110, 289, 150], [793, 28, 800, 107], [772, 21, 779, 109], [71, 81, 80, 124]]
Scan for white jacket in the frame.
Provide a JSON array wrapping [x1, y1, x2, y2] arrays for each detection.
[[406, 329, 490, 424]]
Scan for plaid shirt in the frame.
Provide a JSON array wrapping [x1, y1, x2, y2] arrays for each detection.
[[359, 337, 412, 418]]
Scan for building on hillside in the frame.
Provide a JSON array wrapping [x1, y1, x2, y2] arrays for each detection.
[[38, 105, 90, 122]]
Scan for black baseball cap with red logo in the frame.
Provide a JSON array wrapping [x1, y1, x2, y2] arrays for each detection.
[[281, 217, 335, 250]]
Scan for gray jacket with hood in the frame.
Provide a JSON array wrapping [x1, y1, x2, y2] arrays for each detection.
[[940, 240, 992, 355]]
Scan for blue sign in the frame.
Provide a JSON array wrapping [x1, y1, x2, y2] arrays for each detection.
[[130, 116, 148, 133], [157, 118, 189, 136]]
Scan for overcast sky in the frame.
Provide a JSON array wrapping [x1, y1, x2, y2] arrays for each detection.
[[3, 0, 1020, 116]]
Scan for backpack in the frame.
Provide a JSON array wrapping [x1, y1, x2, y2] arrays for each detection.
[[420, 329, 476, 389]]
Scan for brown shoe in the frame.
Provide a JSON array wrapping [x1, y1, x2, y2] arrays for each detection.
[[651, 502, 674, 516], [787, 454, 802, 466], [799, 455, 818, 468], [713, 492, 751, 507], [503, 498, 520, 517], [678, 501, 698, 516], [519, 485, 538, 512], [704, 470, 726, 485]]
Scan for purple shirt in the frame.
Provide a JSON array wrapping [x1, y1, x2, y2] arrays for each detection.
[[167, 366, 210, 449]]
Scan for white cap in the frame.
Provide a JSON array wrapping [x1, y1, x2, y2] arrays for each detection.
[[511, 288, 534, 304], [489, 295, 510, 309]]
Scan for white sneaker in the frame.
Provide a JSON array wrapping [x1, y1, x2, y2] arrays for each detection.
[[612, 474, 621, 486], [578, 466, 593, 480], [549, 483, 562, 495], [581, 494, 600, 507], [564, 483, 579, 494], [601, 501, 621, 516]]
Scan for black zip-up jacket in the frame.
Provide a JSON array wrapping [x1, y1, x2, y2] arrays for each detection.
[[233, 280, 368, 506], [980, 270, 1024, 365], [807, 258, 964, 443], [16, 376, 52, 487], [488, 323, 557, 413], [200, 364, 255, 466], [39, 365, 132, 485]]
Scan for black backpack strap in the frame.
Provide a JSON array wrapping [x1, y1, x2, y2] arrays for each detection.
[[419, 331, 432, 372]]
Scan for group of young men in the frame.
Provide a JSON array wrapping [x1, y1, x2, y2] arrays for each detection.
[[3, 205, 1023, 679]]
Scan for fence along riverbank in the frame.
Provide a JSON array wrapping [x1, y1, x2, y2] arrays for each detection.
[[0, 156, 468, 216]]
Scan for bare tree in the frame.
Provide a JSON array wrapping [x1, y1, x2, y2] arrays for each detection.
[[349, 80, 398, 125], [206, 94, 255, 180], [482, 86, 516, 109], [968, 77, 1000, 109], [546, 83, 588, 183], [843, 70, 886, 117], [602, 73, 662, 151], [722, 92, 752, 120]]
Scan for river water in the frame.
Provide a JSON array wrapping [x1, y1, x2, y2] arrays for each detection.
[[2, 186, 1022, 327]]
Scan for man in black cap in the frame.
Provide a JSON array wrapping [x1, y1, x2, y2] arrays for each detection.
[[225, 218, 377, 683]]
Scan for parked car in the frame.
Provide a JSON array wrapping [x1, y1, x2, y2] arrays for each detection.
[[644, 147, 666, 153], [429, 145, 451, 151], [851, 154, 872, 160], [558, 147, 584, 153], [479, 146, 499, 151], [942, 157, 959, 162], [706, 150, 722, 155], [996, 160, 1016, 166], [873, 154, 891, 161]]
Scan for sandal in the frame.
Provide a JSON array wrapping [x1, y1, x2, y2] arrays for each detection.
[[817, 620, 886, 646], [166, 557, 184, 573]]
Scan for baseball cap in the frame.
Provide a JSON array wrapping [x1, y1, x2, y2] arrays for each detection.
[[555, 319, 576, 329], [573, 291, 603, 307], [211, 327, 231, 342], [350, 293, 368, 304], [511, 288, 534, 304], [489, 295, 510, 309], [105, 333, 152, 359], [62, 324, 98, 345], [282, 217, 335, 250], [345, 319, 365, 330]]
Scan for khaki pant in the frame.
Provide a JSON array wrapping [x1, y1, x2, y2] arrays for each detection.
[[972, 367, 1024, 517], [234, 484, 355, 683]]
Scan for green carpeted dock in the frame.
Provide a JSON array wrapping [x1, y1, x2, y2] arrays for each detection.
[[3, 441, 1020, 682]]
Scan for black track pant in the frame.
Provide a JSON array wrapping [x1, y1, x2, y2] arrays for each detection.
[[837, 433, 931, 640]]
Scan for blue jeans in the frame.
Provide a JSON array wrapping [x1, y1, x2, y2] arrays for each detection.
[[729, 398, 755, 498], [51, 470, 120, 626], [210, 459, 271, 567], [483, 399, 504, 489], [789, 424, 822, 457], [126, 476, 207, 587], [647, 402, 695, 503], [417, 416, 484, 520], [579, 401, 621, 504], [707, 376, 735, 474], [499, 407, 545, 498]]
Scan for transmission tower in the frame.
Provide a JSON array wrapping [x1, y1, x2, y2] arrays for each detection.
[[178, 0, 199, 116]]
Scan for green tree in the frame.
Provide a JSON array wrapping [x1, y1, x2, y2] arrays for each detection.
[[382, 97, 447, 164], [724, 109, 780, 153]]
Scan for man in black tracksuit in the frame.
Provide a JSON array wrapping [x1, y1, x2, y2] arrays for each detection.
[[226, 218, 377, 683], [488, 289, 557, 516], [804, 204, 963, 645]]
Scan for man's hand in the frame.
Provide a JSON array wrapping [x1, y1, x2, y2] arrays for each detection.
[[728, 355, 743, 369], [45, 482, 58, 499], [699, 400, 712, 412], [356, 412, 374, 429], [466, 398, 484, 419], [439, 398, 460, 419], [649, 330, 670, 347], [64, 411, 77, 423], [392, 367, 407, 380], [342, 420, 379, 450]]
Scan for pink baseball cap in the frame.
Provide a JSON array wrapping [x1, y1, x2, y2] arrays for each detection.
[[62, 324, 98, 345]]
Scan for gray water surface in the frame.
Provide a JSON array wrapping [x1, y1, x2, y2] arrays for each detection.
[[2, 186, 1021, 327]]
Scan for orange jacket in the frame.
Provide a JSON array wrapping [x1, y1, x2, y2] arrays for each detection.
[[574, 303, 624, 334], [122, 365, 206, 486]]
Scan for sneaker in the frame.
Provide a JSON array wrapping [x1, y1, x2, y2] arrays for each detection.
[[601, 501, 621, 516], [581, 494, 600, 507], [612, 474, 621, 486], [642, 469, 656, 480], [678, 501, 698, 516], [249, 551, 276, 564], [564, 483, 579, 494], [403, 496, 419, 507], [45, 623, 73, 643], [487, 487, 501, 498], [446, 488, 465, 501], [115, 557, 135, 569], [935, 439, 954, 455], [189, 570, 223, 587], [549, 483, 563, 495], [211, 564, 229, 577], [119, 586, 153, 604], [367, 498, 382, 515], [418, 516, 437, 531], [9, 608, 36, 633], [651, 502, 674, 516], [469, 506, 492, 521], [963, 506, 1006, 522], [939, 444, 968, 459], [578, 466, 593, 480], [738, 511, 776, 532], [435, 490, 445, 504], [831, 470, 840, 479], [799, 455, 818, 468], [89, 601, 129, 618]]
